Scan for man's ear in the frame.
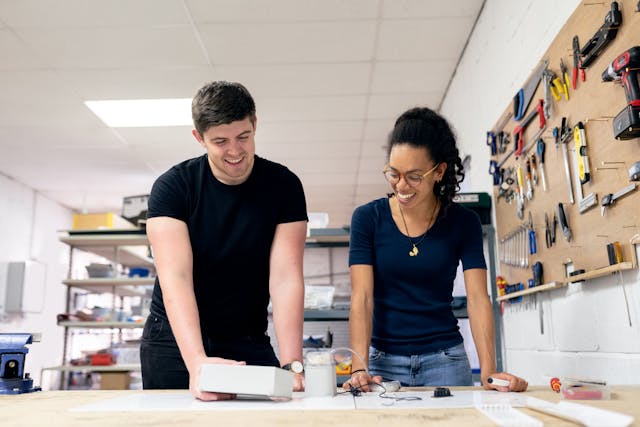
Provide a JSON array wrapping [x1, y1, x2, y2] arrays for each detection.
[[192, 129, 205, 147]]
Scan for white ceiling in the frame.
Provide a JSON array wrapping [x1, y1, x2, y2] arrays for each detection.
[[0, 0, 483, 227]]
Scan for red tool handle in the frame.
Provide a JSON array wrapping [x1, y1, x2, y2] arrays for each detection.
[[536, 99, 546, 129], [514, 126, 524, 157], [572, 67, 577, 89]]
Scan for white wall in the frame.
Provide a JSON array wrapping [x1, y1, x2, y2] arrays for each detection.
[[0, 172, 71, 390], [441, 0, 640, 385]]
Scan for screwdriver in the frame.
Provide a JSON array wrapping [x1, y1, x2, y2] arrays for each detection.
[[536, 139, 548, 192]]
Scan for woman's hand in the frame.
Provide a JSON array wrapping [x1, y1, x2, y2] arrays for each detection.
[[342, 370, 382, 393], [483, 372, 528, 392]]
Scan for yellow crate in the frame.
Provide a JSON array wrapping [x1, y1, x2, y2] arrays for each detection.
[[72, 212, 135, 230]]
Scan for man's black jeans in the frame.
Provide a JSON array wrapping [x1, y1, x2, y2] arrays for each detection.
[[140, 314, 280, 389]]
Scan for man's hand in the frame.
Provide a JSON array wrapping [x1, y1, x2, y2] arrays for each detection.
[[342, 370, 382, 393], [188, 356, 246, 401], [482, 372, 528, 392], [292, 372, 305, 392]]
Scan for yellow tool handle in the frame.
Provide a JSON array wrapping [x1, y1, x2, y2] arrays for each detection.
[[517, 165, 524, 188], [550, 78, 562, 100]]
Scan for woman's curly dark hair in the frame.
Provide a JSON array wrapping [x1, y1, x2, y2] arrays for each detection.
[[387, 107, 465, 210]]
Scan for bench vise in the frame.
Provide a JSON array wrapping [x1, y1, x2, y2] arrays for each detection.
[[0, 333, 42, 394]]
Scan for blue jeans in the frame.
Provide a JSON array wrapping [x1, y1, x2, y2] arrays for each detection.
[[368, 342, 472, 387]]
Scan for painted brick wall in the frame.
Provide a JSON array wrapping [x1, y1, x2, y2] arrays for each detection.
[[441, 0, 640, 384], [0, 173, 71, 390]]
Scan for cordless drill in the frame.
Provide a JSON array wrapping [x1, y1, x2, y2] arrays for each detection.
[[602, 46, 640, 140]]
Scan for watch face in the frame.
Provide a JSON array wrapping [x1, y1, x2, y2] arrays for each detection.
[[291, 360, 304, 374]]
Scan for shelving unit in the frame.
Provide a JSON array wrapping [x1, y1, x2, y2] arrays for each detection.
[[50, 229, 153, 390]]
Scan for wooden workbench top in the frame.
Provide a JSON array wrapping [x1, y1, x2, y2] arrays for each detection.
[[2, 386, 638, 426]]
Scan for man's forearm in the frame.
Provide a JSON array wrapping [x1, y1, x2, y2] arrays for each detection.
[[271, 281, 304, 365], [162, 280, 207, 372]]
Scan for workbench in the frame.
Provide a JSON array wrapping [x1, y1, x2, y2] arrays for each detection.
[[2, 386, 638, 426]]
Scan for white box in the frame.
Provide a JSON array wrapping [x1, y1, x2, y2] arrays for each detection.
[[198, 364, 293, 399]]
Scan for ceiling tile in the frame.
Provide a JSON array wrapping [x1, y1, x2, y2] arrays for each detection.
[[382, 0, 483, 19], [0, 70, 82, 102], [215, 63, 372, 97], [58, 68, 214, 100], [0, 102, 106, 127], [259, 96, 367, 122], [116, 127, 195, 147], [300, 172, 356, 187], [376, 18, 475, 61], [16, 27, 207, 68], [363, 118, 395, 140], [0, 29, 44, 69], [257, 120, 364, 143], [359, 139, 388, 159], [0, 0, 189, 27], [286, 157, 359, 174], [259, 140, 361, 160], [0, 125, 125, 149], [198, 21, 377, 64], [187, 0, 379, 22], [371, 60, 455, 93], [367, 92, 441, 119]]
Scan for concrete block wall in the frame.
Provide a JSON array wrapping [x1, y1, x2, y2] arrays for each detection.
[[441, 0, 640, 384]]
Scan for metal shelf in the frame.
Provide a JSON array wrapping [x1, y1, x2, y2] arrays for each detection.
[[42, 364, 140, 372], [62, 278, 154, 297], [304, 309, 349, 321], [58, 231, 153, 268], [57, 321, 144, 329]]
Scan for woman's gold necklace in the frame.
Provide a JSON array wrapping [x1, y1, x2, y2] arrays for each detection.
[[398, 199, 439, 257]]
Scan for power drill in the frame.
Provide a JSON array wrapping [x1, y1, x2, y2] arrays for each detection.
[[602, 46, 640, 140]]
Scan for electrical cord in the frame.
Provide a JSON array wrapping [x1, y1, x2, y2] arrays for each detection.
[[337, 381, 422, 402], [329, 347, 422, 403]]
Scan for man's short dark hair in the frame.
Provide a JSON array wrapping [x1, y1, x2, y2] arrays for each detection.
[[191, 81, 256, 135]]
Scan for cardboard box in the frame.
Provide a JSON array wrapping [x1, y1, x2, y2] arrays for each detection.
[[100, 372, 130, 390], [72, 212, 136, 230]]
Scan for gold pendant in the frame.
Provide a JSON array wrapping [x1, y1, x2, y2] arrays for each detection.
[[409, 245, 419, 257]]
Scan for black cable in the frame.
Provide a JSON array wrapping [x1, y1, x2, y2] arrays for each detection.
[[339, 382, 422, 402]]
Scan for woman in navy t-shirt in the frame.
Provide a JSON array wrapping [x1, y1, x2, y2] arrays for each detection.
[[344, 107, 527, 392]]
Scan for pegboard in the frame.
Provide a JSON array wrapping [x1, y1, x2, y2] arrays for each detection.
[[491, 0, 640, 286]]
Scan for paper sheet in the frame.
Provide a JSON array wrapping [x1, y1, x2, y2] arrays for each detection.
[[70, 392, 356, 412], [353, 390, 529, 410]]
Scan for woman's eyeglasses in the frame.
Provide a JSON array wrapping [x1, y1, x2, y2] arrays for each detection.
[[382, 163, 439, 187]]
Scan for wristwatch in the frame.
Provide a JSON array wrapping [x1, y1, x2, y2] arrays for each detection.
[[281, 360, 304, 374]]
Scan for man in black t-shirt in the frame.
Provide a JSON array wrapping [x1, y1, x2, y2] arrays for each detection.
[[141, 81, 308, 400]]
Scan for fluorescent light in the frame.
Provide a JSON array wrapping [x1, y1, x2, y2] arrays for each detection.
[[85, 98, 192, 127]]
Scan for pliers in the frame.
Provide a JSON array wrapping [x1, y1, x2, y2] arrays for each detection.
[[572, 35, 586, 89]]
